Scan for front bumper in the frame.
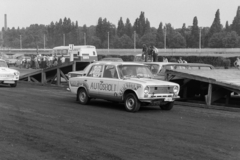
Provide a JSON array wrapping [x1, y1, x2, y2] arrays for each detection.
[[139, 95, 180, 103]]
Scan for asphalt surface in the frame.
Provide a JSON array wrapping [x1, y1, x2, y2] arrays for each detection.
[[0, 83, 240, 160]]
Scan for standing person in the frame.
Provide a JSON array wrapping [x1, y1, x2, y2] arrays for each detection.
[[34, 56, 39, 69], [60, 55, 65, 64], [163, 57, 168, 62], [142, 44, 148, 62], [178, 57, 183, 63], [152, 46, 158, 62], [234, 57, 240, 69]]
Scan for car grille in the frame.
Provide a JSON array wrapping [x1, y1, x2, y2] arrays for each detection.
[[0, 74, 14, 78], [149, 86, 173, 94]]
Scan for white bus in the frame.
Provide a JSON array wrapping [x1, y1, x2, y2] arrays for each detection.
[[52, 45, 98, 61]]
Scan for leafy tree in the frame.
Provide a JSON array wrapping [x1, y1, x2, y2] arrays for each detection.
[[206, 9, 222, 47], [168, 31, 186, 48], [222, 31, 239, 48], [225, 21, 230, 32], [125, 18, 132, 37], [144, 19, 151, 34], [119, 34, 133, 48], [208, 32, 224, 48], [117, 17, 125, 37], [138, 32, 156, 47], [133, 12, 148, 36], [231, 6, 240, 35], [155, 22, 164, 48], [189, 16, 199, 48]]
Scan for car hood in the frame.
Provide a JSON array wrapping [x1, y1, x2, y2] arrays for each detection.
[[69, 70, 85, 74], [0, 67, 19, 74], [124, 78, 178, 86]]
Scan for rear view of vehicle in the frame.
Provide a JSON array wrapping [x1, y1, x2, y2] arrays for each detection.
[[0, 59, 19, 87]]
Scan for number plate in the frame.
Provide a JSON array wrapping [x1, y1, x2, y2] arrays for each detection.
[[164, 97, 173, 101], [4, 80, 15, 84]]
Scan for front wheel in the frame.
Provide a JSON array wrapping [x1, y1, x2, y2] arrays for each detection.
[[78, 88, 90, 105], [10, 81, 17, 87], [124, 93, 140, 112], [160, 102, 174, 110]]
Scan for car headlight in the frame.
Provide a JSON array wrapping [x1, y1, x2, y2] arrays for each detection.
[[173, 86, 179, 94], [144, 86, 150, 94], [14, 72, 20, 76]]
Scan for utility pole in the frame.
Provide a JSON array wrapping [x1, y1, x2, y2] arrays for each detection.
[[134, 31, 136, 52], [199, 28, 202, 49], [63, 34, 65, 46], [84, 33, 86, 45], [108, 32, 109, 52], [20, 35, 22, 49], [43, 34, 45, 50], [164, 26, 167, 50]]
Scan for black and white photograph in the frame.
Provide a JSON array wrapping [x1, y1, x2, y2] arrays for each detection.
[[0, 0, 240, 159]]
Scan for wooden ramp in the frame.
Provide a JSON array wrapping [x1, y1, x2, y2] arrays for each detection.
[[166, 69, 240, 107], [20, 61, 90, 86]]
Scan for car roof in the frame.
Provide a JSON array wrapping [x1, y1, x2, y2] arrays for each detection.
[[143, 62, 213, 67], [93, 61, 144, 66]]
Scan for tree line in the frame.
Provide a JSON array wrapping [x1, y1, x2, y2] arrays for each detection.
[[1, 6, 240, 49]]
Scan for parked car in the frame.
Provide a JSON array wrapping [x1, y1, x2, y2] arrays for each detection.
[[100, 57, 123, 62], [144, 62, 214, 80], [0, 59, 20, 87], [68, 62, 180, 112]]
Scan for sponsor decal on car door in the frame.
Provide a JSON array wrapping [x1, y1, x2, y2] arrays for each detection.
[[98, 65, 119, 100], [86, 64, 103, 97]]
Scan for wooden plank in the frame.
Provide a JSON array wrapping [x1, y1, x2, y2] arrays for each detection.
[[31, 77, 40, 83], [60, 70, 68, 81], [41, 70, 46, 84], [205, 83, 212, 106], [49, 74, 57, 84], [57, 68, 61, 86], [72, 61, 76, 71]]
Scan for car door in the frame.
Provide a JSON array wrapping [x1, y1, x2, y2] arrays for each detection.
[[85, 64, 103, 98], [98, 65, 119, 101]]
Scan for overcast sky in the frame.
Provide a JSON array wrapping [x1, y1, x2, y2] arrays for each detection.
[[0, 0, 239, 29]]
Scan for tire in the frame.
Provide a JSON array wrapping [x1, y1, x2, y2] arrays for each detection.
[[124, 93, 141, 112], [160, 102, 174, 110], [10, 81, 17, 87], [78, 88, 90, 105]]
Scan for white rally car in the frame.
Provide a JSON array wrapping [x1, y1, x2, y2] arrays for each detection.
[[0, 59, 20, 87], [69, 62, 180, 112]]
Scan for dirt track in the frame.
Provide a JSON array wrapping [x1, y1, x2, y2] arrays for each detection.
[[0, 83, 240, 160]]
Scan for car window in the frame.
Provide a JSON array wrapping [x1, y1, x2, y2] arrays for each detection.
[[103, 65, 118, 79], [0, 61, 8, 67], [87, 65, 103, 78]]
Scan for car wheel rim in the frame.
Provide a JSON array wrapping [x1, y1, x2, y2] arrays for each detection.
[[126, 97, 135, 110], [80, 92, 86, 102]]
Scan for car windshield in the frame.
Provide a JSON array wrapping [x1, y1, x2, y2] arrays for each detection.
[[118, 65, 153, 79], [0, 61, 8, 67], [145, 64, 160, 74]]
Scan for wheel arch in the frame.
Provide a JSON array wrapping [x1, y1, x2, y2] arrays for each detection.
[[122, 89, 138, 101], [76, 86, 90, 101]]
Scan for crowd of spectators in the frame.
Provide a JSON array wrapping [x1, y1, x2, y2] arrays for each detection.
[[18, 54, 66, 69]]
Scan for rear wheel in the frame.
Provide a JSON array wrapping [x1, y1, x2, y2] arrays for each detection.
[[124, 93, 140, 112], [10, 81, 17, 87], [78, 88, 90, 105], [160, 102, 174, 110]]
